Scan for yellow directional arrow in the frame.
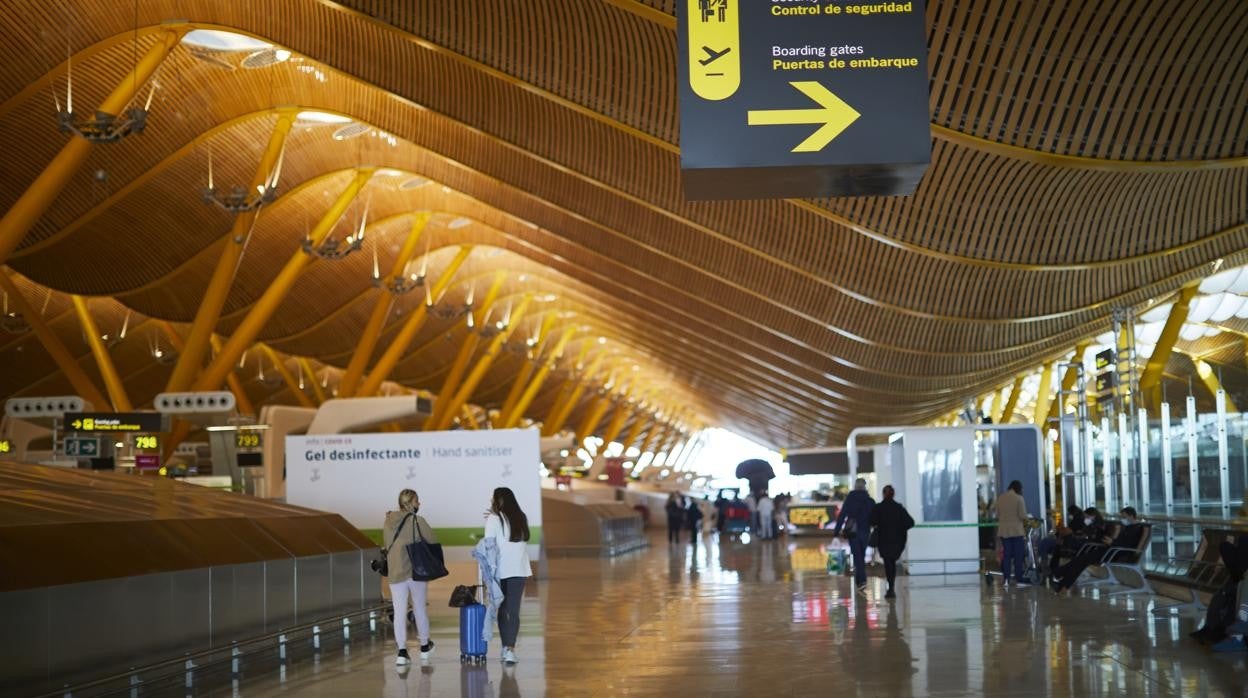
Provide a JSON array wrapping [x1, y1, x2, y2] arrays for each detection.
[[747, 81, 861, 153]]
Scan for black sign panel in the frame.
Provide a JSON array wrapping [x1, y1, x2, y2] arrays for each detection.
[[1095, 371, 1118, 394], [65, 412, 165, 433], [678, 0, 930, 200], [1095, 348, 1116, 372]]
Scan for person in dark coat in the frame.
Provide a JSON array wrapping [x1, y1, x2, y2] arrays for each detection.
[[664, 493, 684, 544], [833, 478, 876, 594], [685, 495, 704, 543], [869, 485, 915, 599]]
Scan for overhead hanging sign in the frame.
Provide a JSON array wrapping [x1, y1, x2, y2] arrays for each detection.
[[677, 0, 930, 199], [64, 412, 165, 433]]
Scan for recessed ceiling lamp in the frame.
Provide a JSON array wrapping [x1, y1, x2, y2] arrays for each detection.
[[448, 217, 472, 229], [332, 123, 372, 140], [399, 177, 428, 191], [376, 168, 405, 177], [240, 47, 293, 69], [181, 30, 273, 52], [296, 111, 352, 126]]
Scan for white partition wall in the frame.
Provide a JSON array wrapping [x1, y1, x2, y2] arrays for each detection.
[[899, 427, 980, 575]]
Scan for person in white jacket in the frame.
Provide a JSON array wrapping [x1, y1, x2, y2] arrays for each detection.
[[484, 487, 533, 665]]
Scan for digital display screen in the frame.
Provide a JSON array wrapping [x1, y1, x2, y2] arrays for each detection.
[[134, 435, 160, 450]]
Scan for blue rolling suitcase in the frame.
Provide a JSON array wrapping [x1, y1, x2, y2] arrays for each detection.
[[459, 602, 488, 664]]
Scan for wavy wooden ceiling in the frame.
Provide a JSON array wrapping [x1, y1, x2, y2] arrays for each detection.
[[0, 0, 1245, 449]]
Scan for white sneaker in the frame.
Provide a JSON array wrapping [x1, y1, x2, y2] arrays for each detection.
[[502, 648, 518, 665], [396, 649, 411, 666]]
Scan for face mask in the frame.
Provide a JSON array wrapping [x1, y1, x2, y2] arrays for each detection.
[[1083, 517, 1093, 526], [1120, 517, 1131, 526]]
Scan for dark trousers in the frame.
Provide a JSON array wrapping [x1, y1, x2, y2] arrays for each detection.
[[499, 577, 526, 647], [667, 518, 682, 543], [1001, 536, 1026, 582], [849, 537, 867, 587], [1221, 540, 1248, 581], [1056, 544, 1108, 589], [883, 556, 899, 590]]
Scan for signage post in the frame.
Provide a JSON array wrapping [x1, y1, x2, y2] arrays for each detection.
[[678, 0, 930, 199]]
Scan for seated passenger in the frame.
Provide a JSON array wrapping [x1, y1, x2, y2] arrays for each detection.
[[1038, 505, 1086, 571], [1052, 507, 1144, 593]]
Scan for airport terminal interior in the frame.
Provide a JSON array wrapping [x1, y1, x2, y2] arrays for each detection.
[[0, 1, 1246, 696]]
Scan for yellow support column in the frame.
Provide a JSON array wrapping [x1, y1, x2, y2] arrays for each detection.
[[500, 326, 579, 428], [597, 398, 632, 448], [207, 334, 256, 417], [261, 345, 314, 408], [620, 410, 650, 453], [426, 274, 508, 430], [1141, 284, 1200, 411], [461, 405, 480, 430], [542, 352, 607, 437], [298, 358, 327, 405], [574, 392, 614, 444], [358, 246, 473, 397], [999, 376, 1024, 424], [192, 169, 374, 394], [637, 420, 668, 462], [1032, 363, 1055, 426], [1047, 344, 1090, 422], [338, 212, 431, 397], [167, 110, 297, 393], [0, 27, 188, 265], [0, 274, 109, 408], [70, 295, 131, 412], [498, 315, 557, 421], [431, 295, 535, 431], [1194, 358, 1238, 413]]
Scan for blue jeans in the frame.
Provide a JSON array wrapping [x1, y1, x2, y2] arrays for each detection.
[[1001, 536, 1026, 582], [849, 537, 868, 587]]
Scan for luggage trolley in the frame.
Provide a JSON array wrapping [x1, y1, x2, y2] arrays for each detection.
[[984, 518, 1044, 585]]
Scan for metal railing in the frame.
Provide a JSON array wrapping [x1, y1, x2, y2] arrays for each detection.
[[41, 604, 391, 698]]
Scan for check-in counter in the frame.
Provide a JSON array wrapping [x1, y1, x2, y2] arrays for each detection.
[[542, 490, 647, 556]]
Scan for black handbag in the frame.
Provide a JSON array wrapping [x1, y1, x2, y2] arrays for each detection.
[[448, 585, 478, 607], [372, 514, 411, 577], [867, 527, 880, 548], [406, 522, 449, 581]]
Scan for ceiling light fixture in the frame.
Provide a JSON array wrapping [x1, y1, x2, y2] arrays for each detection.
[[302, 198, 369, 260], [201, 144, 284, 214], [54, 53, 153, 143], [373, 237, 429, 295], [448, 217, 472, 230]]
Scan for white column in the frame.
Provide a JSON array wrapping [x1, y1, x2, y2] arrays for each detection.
[[1118, 412, 1131, 509], [1161, 402, 1175, 559], [1084, 423, 1097, 510], [1186, 395, 1199, 516], [1101, 416, 1116, 512], [1216, 390, 1230, 519], [1137, 408, 1150, 513]]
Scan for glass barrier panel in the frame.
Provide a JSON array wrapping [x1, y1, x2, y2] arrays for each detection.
[[1195, 412, 1222, 517]]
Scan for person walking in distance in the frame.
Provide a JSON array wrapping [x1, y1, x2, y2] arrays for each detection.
[[665, 493, 684, 544], [685, 494, 704, 543], [869, 485, 915, 599], [833, 478, 876, 595], [994, 480, 1030, 586], [484, 487, 533, 665], [382, 489, 437, 665]]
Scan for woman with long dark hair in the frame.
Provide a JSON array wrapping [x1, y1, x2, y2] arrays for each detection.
[[484, 487, 532, 664]]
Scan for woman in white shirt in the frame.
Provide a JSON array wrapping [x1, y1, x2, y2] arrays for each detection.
[[484, 487, 532, 665]]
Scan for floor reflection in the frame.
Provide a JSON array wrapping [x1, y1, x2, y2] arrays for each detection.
[[229, 531, 1246, 697]]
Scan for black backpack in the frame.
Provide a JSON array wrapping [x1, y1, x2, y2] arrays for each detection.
[[1192, 580, 1238, 644]]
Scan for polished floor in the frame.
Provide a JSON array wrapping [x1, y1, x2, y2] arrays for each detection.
[[224, 532, 1245, 697]]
